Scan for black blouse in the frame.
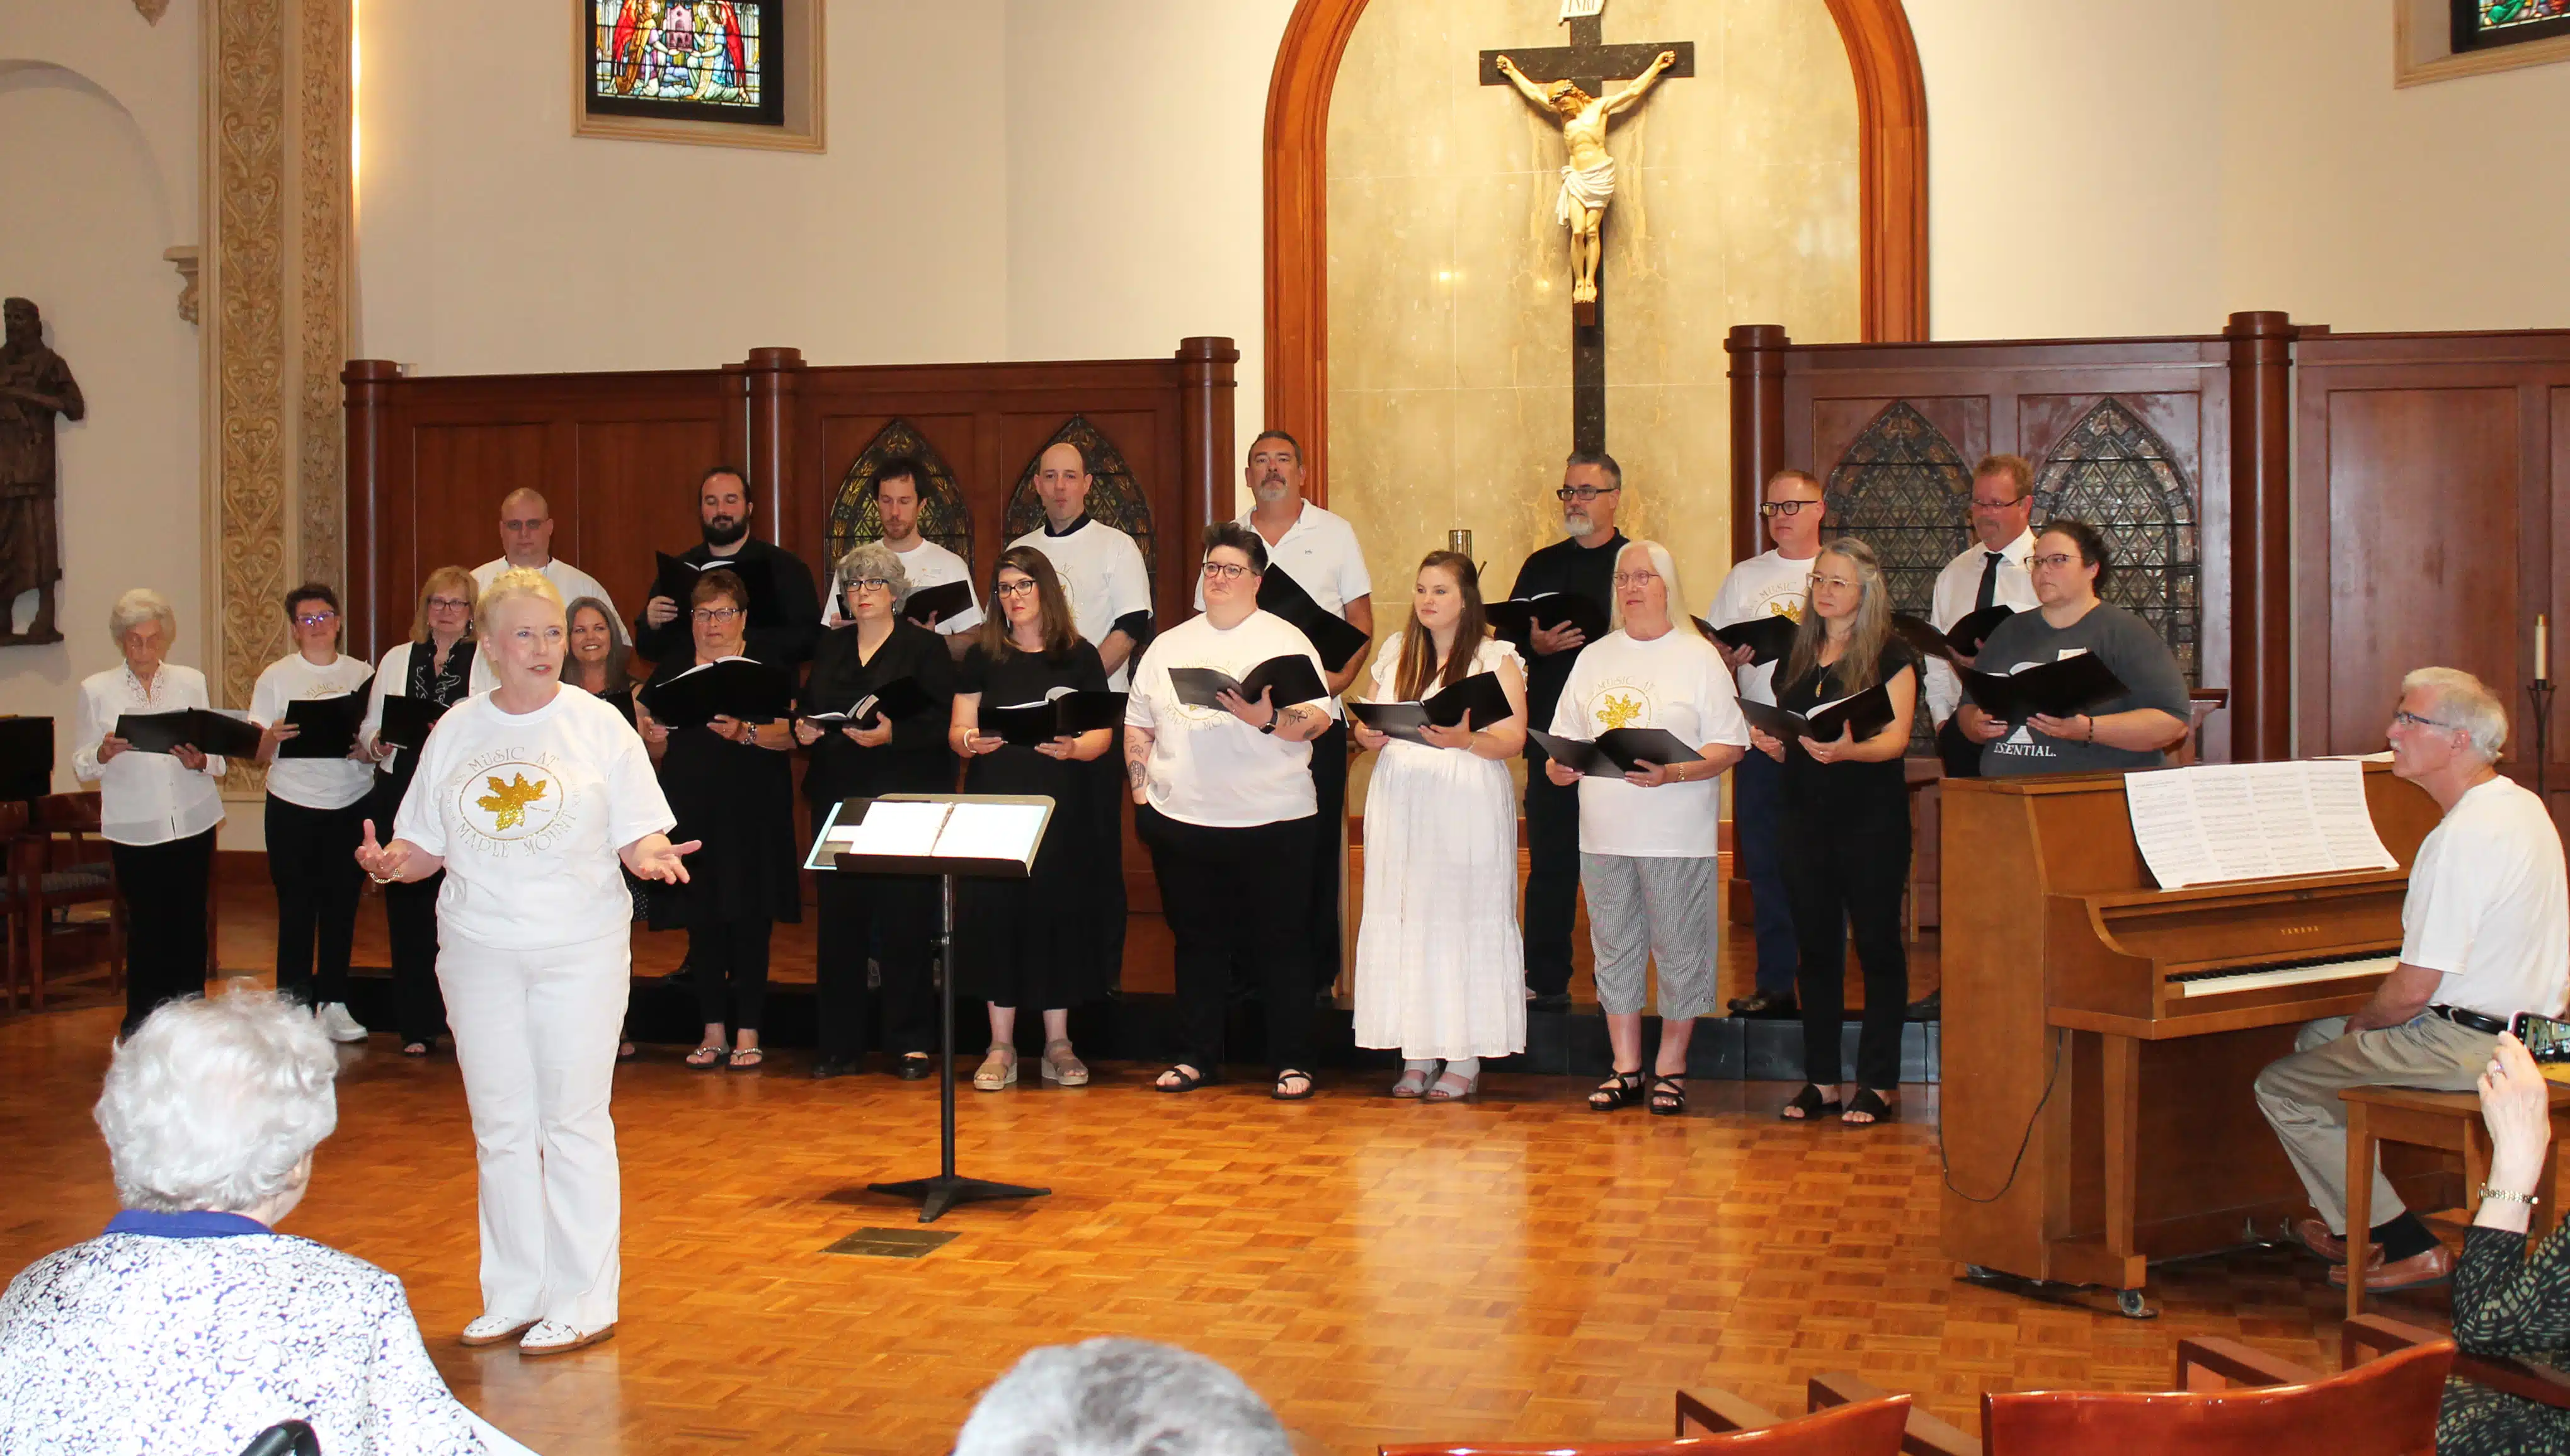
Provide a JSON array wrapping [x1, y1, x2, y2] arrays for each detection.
[[1775, 636, 1919, 833], [802, 620, 957, 805]]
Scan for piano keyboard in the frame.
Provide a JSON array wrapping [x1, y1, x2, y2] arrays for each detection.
[[2169, 955, 2401, 998]]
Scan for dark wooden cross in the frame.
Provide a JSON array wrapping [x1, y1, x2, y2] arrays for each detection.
[[1479, 8, 1694, 455]]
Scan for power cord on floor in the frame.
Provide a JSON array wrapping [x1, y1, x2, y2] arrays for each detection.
[[1939, 1027, 2065, 1205]]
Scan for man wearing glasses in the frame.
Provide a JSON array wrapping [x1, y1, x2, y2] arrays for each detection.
[[1507, 452, 1629, 1012], [1708, 468, 1827, 1018], [1924, 455, 2042, 779], [2255, 668, 2569, 1296], [472, 487, 617, 624], [634, 465, 822, 669]]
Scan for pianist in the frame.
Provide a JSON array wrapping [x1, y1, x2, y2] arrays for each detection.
[[2254, 667, 2570, 1295]]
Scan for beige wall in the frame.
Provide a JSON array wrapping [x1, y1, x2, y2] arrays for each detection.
[[1323, 0, 1861, 620]]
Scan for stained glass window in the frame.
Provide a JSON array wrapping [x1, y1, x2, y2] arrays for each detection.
[[1822, 401, 1973, 623], [2032, 399, 2202, 685], [2455, 0, 2570, 50], [587, 1, 782, 127], [825, 421, 973, 580], [1005, 418, 1157, 591]]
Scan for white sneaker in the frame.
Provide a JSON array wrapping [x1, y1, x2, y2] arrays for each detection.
[[315, 1002, 369, 1043], [519, 1319, 615, 1356], [459, 1314, 537, 1347]]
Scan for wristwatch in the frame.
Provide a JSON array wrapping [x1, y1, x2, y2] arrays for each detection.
[[1258, 715, 1279, 735]]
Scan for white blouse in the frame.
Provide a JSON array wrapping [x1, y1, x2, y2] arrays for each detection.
[[71, 664, 228, 847]]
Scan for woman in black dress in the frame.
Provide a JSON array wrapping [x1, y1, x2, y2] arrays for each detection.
[[636, 569, 799, 1071], [358, 565, 479, 1057], [796, 541, 957, 1081], [949, 546, 1114, 1090], [1747, 537, 1920, 1127]]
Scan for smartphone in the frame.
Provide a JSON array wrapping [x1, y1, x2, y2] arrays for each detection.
[[2510, 1010, 2570, 1064]]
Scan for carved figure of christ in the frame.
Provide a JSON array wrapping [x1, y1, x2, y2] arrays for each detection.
[[1492, 48, 1677, 309]]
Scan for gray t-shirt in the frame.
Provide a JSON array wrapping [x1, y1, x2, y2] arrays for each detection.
[[1974, 601, 2191, 776]]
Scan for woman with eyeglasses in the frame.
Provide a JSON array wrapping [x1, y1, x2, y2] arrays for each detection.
[[250, 582, 379, 1044], [797, 541, 957, 1081], [636, 569, 800, 1071], [1745, 538, 1920, 1125], [1952, 518, 2191, 776], [948, 546, 1112, 1089], [1546, 540, 1749, 1116], [358, 566, 480, 1056]]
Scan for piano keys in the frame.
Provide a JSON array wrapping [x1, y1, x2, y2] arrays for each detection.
[[1939, 761, 2443, 1307]]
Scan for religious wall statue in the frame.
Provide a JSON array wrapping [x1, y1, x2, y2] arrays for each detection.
[[0, 298, 85, 646], [1493, 48, 1678, 308]]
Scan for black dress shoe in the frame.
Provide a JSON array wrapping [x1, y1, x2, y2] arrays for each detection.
[[894, 1054, 934, 1081], [808, 1057, 859, 1081], [1905, 989, 1941, 1022], [1527, 991, 1572, 1013], [1728, 991, 1797, 1018]]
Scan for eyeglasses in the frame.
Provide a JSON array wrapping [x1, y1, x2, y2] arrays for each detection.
[[993, 579, 1041, 598], [294, 611, 338, 627], [691, 606, 746, 623], [2391, 710, 2460, 733], [1970, 496, 2025, 511], [1202, 561, 1256, 582], [843, 577, 893, 594], [1810, 575, 1861, 592], [2030, 552, 2082, 570], [426, 596, 471, 611], [1757, 499, 1822, 518], [1611, 571, 1660, 588], [1556, 485, 1621, 502]]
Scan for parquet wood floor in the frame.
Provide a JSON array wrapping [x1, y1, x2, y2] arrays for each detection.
[[1, 996, 2447, 1456]]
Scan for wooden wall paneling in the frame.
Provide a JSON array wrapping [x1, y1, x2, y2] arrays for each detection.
[[570, 417, 729, 633]]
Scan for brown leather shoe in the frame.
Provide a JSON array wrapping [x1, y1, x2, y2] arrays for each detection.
[[2327, 1242, 2456, 1292], [2294, 1217, 2362, 1265]]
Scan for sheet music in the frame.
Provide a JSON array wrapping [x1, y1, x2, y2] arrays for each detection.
[[835, 800, 951, 858], [2125, 759, 2399, 890], [930, 802, 1049, 864]]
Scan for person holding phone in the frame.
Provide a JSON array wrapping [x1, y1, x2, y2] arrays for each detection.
[[2254, 666, 2570, 1296]]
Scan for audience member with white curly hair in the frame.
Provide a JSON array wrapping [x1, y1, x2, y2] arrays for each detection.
[[0, 988, 537, 1455], [954, 1339, 1293, 1456]]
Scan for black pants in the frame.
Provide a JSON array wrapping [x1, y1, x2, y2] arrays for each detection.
[[111, 828, 215, 1035], [266, 796, 365, 1010], [1936, 715, 1984, 780], [1784, 823, 1911, 1091], [1094, 736, 1129, 989], [815, 873, 937, 1061], [1521, 755, 1580, 997], [386, 871, 448, 1045], [1140, 805, 1316, 1076], [689, 914, 773, 1035], [1306, 722, 1349, 992], [1735, 749, 1800, 996]]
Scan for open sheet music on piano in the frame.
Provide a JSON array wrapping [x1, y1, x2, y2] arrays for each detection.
[[2123, 759, 2399, 890]]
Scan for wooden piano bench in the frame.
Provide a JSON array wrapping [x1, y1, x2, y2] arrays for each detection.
[[2338, 1081, 2570, 1319]]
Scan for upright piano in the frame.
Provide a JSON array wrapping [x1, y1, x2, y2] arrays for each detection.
[[1939, 761, 2444, 1304]]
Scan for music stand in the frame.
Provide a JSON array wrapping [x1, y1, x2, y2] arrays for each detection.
[[809, 792, 1056, 1222]]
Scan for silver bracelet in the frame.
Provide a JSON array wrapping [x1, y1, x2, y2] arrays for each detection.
[[2479, 1184, 2541, 1207]]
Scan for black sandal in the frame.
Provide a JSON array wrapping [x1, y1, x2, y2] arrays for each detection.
[[1843, 1087, 1899, 1125], [1589, 1070, 1645, 1111], [1271, 1068, 1316, 1101], [1154, 1064, 1211, 1093], [1647, 1074, 1687, 1117], [1781, 1084, 1842, 1121]]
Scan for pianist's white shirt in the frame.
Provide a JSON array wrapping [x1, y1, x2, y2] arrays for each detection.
[[2403, 774, 2570, 1020]]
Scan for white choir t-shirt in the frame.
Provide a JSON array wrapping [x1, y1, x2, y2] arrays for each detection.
[[1548, 627, 1748, 858], [472, 557, 616, 621], [250, 653, 379, 810], [391, 686, 675, 951], [1126, 610, 1339, 829], [1922, 528, 2040, 725], [1013, 517, 1153, 690], [820, 536, 984, 634], [1191, 500, 1373, 616], [2401, 774, 2570, 1020], [1706, 549, 1819, 705]]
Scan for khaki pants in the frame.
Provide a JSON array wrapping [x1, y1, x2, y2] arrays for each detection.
[[2253, 1013, 2494, 1235]]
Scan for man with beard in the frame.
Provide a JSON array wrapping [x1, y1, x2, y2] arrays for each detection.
[[0, 298, 84, 644], [633, 465, 820, 668], [820, 457, 981, 658], [1506, 452, 1626, 1011]]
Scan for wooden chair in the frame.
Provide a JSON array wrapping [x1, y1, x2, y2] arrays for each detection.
[[1796, 1334, 2452, 1455], [1375, 1389, 1914, 1456], [2344, 1311, 2570, 1418], [11, 791, 123, 1011], [2339, 1081, 2570, 1317]]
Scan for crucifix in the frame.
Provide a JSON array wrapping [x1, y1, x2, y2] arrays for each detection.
[[1481, 3, 1693, 453]]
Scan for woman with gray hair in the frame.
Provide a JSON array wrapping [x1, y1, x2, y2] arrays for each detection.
[[795, 540, 956, 1078], [0, 988, 532, 1454], [954, 1339, 1292, 1456], [72, 588, 228, 1034]]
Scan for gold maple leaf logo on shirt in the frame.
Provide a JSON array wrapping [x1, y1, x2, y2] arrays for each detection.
[[1768, 600, 1804, 623], [476, 773, 548, 831], [1597, 692, 1645, 731]]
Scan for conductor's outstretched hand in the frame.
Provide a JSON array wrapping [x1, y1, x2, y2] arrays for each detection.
[[624, 834, 701, 884], [353, 819, 412, 882]]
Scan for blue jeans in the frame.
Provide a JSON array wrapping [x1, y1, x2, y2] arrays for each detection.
[[1734, 749, 1798, 996]]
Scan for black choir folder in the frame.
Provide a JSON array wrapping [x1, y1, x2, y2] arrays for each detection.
[[901, 579, 974, 628], [277, 678, 375, 759], [1961, 652, 2127, 721], [1528, 727, 1703, 779], [115, 708, 261, 760], [1892, 606, 2017, 662], [1349, 672, 1512, 746], [802, 675, 934, 729], [1254, 566, 1371, 673], [1488, 592, 1609, 646], [981, 691, 1127, 748], [1710, 614, 1798, 666], [1168, 655, 1328, 712], [639, 657, 795, 729], [651, 551, 777, 620], [373, 694, 448, 753], [0, 715, 52, 800], [1740, 682, 1898, 745], [805, 793, 1056, 879]]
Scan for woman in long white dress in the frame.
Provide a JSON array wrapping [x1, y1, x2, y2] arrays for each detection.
[[1348, 550, 1531, 1101]]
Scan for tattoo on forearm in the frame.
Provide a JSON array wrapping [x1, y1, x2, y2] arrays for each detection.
[[1125, 732, 1151, 790], [1281, 705, 1316, 734]]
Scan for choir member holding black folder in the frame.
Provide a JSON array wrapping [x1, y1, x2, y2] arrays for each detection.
[[949, 545, 1117, 1090], [631, 465, 821, 669], [1745, 540, 1919, 1127], [637, 569, 801, 1071], [358, 565, 479, 1055], [796, 542, 957, 1081], [1953, 519, 2190, 776], [250, 583, 378, 1043]]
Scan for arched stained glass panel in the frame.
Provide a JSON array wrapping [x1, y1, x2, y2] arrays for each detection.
[[1004, 417, 1156, 590], [824, 420, 973, 581], [2032, 399, 2201, 684], [1822, 401, 1972, 620]]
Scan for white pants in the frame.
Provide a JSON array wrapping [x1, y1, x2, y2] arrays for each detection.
[[438, 930, 630, 1331]]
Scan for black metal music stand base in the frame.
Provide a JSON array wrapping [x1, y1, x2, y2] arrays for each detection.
[[867, 1174, 1051, 1224]]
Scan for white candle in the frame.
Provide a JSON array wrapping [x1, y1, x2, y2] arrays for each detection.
[[2542, 614, 2552, 681]]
